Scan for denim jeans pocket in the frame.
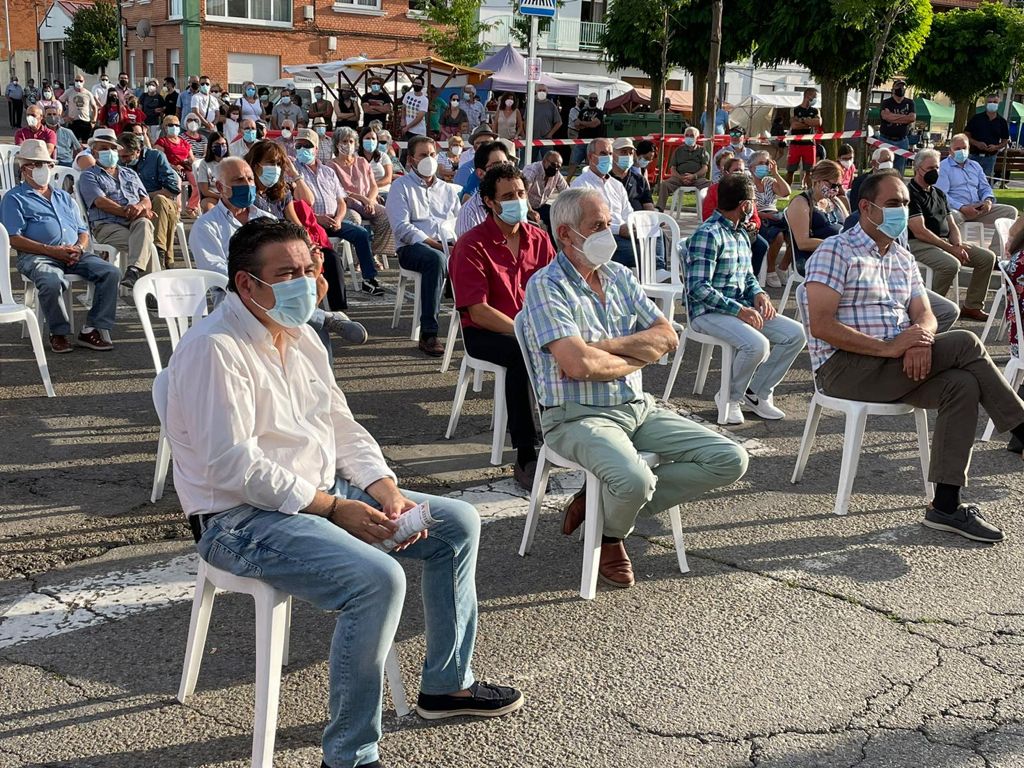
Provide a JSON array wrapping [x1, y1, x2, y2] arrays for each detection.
[[201, 538, 264, 579]]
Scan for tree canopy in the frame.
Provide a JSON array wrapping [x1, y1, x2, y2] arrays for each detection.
[[420, 0, 491, 67], [64, 1, 120, 75], [601, 0, 685, 108]]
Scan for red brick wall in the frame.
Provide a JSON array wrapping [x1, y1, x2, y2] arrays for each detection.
[[4, 0, 47, 64]]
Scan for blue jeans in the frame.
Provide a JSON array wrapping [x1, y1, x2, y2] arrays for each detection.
[[16, 252, 119, 336], [308, 307, 333, 357], [882, 136, 910, 175], [970, 153, 997, 179], [397, 242, 447, 336], [326, 222, 376, 282], [750, 235, 768, 276], [195, 476, 480, 768], [689, 312, 806, 402]]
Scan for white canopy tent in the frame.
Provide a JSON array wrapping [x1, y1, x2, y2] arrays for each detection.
[[731, 92, 862, 136]]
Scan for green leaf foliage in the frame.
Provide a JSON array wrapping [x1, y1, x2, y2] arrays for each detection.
[[64, 1, 121, 75], [600, 0, 684, 86], [420, 0, 492, 67]]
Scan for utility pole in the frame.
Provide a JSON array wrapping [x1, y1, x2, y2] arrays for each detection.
[[703, 0, 722, 152], [523, 14, 538, 168]]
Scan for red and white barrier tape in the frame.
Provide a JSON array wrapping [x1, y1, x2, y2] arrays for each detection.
[[865, 136, 917, 159]]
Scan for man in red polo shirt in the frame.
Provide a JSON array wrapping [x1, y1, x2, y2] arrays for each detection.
[[15, 104, 57, 158], [450, 164, 555, 490]]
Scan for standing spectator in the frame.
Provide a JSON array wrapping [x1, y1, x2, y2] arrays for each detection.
[[965, 93, 1011, 180], [257, 88, 273, 119], [237, 81, 263, 122], [837, 143, 856, 190], [657, 126, 711, 209], [45, 105, 80, 167], [712, 128, 754, 182], [91, 75, 110, 107], [37, 83, 61, 116], [15, 105, 56, 157], [114, 73, 132, 108], [329, 86, 360, 131], [161, 77, 179, 125], [307, 85, 333, 126], [461, 84, 486, 132], [140, 80, 164, 140], [522, 150, 567, 233], [360, 76, 392, 128], [877, 79, 916, 176], [1, 140, 119, 354], [385, 135, 462, 356], [687, 172, 805, 424], [786, 87, 820, 186], [907, 148, 995, 322], [700, 97, 731, 136], [332, 126, 396, 274], [51, 80, 65, 100], [609, 137, 654, 212], [428, 85, 445, 137], [24, 78, 39, 107], [936, 133, 1018, 243], [440, 92, 470, 141], [450, 164, 556, 489], [567, 96, 582, 141], [6, 75, 24, 127], [529, 85, 561, 162], [189, 75, 220, 132], [177, 76, 199, 119], [271, 87, 302, 130], [60, 77, 99, 141], [401, 76, 429, 140], [567, 92, 604, 177], [117, 131, 181, 269], [570, 137, 642, 268], [492, 93, 521, 142]]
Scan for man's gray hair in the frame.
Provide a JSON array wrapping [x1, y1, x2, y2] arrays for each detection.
[[751, 149, 770, 164], [915, 147, 940, 167], [951, 132, 969, 148], [871, 146, 893, 163], [117, 132, 144, 153], [587, 137, 611, 157], [543, 150, 561, 162], [214, 155, 248, 184], [550, 187, 603, 248], [684, 125, 699, 138]]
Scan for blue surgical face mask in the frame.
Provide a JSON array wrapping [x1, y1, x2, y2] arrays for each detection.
[[363, 138, 378, 152], [280, 96, 291, 105], [497, 198, 528, 225], [986, 102, 999, 113], [754, 165, 770, 179], [247, 273, 317, 328], [683, 136, 696, 147], [199, 84, 210, 94], [869, 201, 908, 240], [296, 148, 316, 166], [246, 87, 256, 97], [258, 165, 281, 187], [953, 149, 969, 163], [616, 155, 634, 171], [229, 183, 256, 209], [595, 155, 613, 175], [243, 129, 257, 143], [315, 126, 326, 136], [97, 149, 118, 168], [166, 125, 180, 137]]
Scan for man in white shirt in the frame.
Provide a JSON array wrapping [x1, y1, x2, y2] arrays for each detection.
[[229, 118, 259, 158], [570, 137, 642, 268], [91, 75, 110, 108], [167, 217, 523, 768], [401, 75, 429, 140], [385, 135, 462, 356]]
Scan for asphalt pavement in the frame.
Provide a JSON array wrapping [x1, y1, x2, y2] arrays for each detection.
[[3, 193, 1024, 767]]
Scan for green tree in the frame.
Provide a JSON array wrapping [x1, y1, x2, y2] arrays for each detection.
[[601, 0, 687, 108], [906, 2, 1024, 132], [64, 0, 120, 75], [509, 0, 565, 50], [420, 0, 492, 67]]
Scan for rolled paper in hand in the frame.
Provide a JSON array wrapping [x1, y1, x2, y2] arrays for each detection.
[[375, 501, 438, 551]]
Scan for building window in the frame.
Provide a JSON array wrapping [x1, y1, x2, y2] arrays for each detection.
[[335, 0, 383, 11], [169, 0, 182, 18], [207, 0, 292, 25], [407, 0, 426, 11], [145, 49, 155, 79], [43, 41, 74, 87], [169, 49, 180, 82]]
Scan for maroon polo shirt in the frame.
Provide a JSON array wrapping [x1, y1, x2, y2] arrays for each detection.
[[450, 213, 555, 330]]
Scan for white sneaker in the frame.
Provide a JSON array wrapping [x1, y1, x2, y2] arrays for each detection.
[[743, 391, 786, 420], [775, 268, 790, 286], [766, 273, 782, 288], [714, 391, 744, 425]]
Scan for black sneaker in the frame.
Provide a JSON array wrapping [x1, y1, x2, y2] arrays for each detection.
[[415, 681, 524, 720], [145, 294, 158, 313], [361, 278, 384, 296], [1008, 434, 1024, 455], [923, 504, 1005, 543], [120, 265, 142, 291]]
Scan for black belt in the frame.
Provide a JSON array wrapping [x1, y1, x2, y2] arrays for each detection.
[[188, 513, 219, 543]]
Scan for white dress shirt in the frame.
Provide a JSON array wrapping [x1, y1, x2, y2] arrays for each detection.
[[189, 201, 274, 275], [570, 168, 633, 229], [166, 291, 396, 517], [385, 171, 462, 247]]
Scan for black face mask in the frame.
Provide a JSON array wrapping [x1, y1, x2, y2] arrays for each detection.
[[413, 84, 423, 92], [923, 169, 939, 186], [190, 83, 199, 91], [544, 164, 557, 178], [894, 87, 905, 97], [588, 99, 597, 106]]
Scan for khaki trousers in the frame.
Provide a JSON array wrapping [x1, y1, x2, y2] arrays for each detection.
[[816, 330, 1024, 487], [150, 194, 180, 263], [92, 217, 156, 272], [908, 239, 995, 310], [657, 175, 710, 210]]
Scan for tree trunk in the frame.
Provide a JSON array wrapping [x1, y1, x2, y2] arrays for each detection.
[[953, 98, 974, 134], [691, 68, 707, 128], [704, 0, 723, 154], [650, 79, 663, 113], [858, 3, 902, 167], [820, 78, 843, 160]]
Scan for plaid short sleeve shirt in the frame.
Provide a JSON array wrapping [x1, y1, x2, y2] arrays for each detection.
[[803, 223, 926, 370], [522, 251, 664, 407]]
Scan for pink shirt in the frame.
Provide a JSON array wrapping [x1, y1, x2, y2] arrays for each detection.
[[15, 126, 57, 153], [332, 156, 375, 199]]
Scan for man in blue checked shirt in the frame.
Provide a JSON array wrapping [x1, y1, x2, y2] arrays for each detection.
[[520, 187, 748, 589], [804, 169, 1024, 544], [686, 173, 806, 426]]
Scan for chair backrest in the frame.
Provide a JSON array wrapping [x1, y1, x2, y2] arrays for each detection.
[[993, 217, 1013, 259], [627, 211, 681, 286], [50, 165, 81, 197], [793, 282, 822, 392], [0, 145, 19, 195], [513, 312, 544, 415], [175, 222, 194, 269], [695, 186, 708, 223], [0, 225, 16, 306], [152, 368, 170, 428], [133, 269, 229, 373], [961, 221, 986, 249], [999, 263, 1024, 361]]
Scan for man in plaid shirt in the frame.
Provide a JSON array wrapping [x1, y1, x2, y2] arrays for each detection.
[[521, 187, 748, 589], [687, 173, 806, 426], [804, 169, 1024, 544]]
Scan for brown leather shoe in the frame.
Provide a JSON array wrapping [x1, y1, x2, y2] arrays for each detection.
[[561, 487, 586, 535], [960, 305, 989, 322], [76, 329, 113, 351], [49, 334, 71, 354], [418, 335, 444, 357], [598, 540, 635, 588], [513, 461, 537, 492]]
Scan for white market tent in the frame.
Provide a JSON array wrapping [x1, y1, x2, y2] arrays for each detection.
[[731, 92, 862, 136]]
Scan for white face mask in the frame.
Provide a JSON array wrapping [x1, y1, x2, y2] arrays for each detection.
[[30, 165, 52, 187], [536, 92, 547, 101], [570, 226, 616, 267], [840, 158, 853, 169], [876, 161, 893, 170], [186, 121, 199, 132], [26, 115, 38, 128], [450, 145, 462, 157], [281, 129, 292, 139], [415, 155, 438, 178]]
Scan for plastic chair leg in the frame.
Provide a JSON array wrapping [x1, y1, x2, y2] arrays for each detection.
[[440, 310, 460, 372], [151, 431, 171, 503], [579, 472, 603, 600], [791, 399, 823, 483], [716, 347, 734, 424], [23, 310, 56, 397], [834, 407, 869, 516], [667, 505, 689, 574], [662, 330, 686, 401], [282, 596, 292, 667], [779, 274, 797, 315], [252, 588, 289, 768], [914, 408, 932, 498], [490, 370, 508, 467], [176, 566, 217, 703], [693, 343, 713, 395], [519, 447, 552, 557], [385, 645, 410, 717], [981, 285, 1005, 342], [472, 367, 484, 393], [390, 275, 405, 329], [444, 359, 472, 439], [409, 277, 422, 341]]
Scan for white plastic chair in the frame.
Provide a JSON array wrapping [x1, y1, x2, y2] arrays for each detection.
[[980, 218, 1014, 343], [0, 144, 19, 194], [440, 305, 461, 373], [0, 227, 55, 396], [661, 248, 736, 425], [668, 185, 696, 219], [444, 352, 508, 466], [156, 373, 410, 768], [134, 270, 228, 502], [792, 285, 932, 515], [330, 237, 360, 292], [514, 313, 688, 599], [982, 265, 1023, 441], [695, 186, 709, 223], [628, 211, 683, 325], [392, 230, 453, 341], [174, 221, 194, 269], [777, 207, 805, 315]]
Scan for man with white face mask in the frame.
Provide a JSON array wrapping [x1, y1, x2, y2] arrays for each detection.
[[385, 135, 462, 356], [1, 140, 119, 353], [15, 105, 57, 157], [520, 187, 749, 588], [570, 137, 643, 268], [848, 146, 894, 212]]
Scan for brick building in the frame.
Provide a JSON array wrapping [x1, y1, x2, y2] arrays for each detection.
[[1, 0, 49, 83], [119, 0, 432, 89]]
